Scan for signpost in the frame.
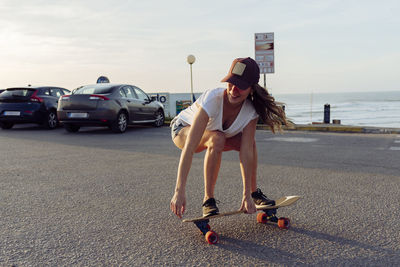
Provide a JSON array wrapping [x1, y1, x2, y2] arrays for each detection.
[[255, 32, 274, 89], [187, 55, 196, 104]]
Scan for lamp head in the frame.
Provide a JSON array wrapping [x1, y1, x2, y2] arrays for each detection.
[[187, 55, 196, 64]]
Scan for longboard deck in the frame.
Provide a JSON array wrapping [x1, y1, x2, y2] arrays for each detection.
[[183, 195, 300, 223]]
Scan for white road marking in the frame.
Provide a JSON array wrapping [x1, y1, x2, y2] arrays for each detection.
[[394, 140, 400, 143], [264, 137, 318, 143], [389, 147, 400, 151]]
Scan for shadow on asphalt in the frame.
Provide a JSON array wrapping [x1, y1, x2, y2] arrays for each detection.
[[2, 124, 48, 131], [4, 123, 155, 134], [213, 226, 397, 265], [290, 226, 397, 256], [216, 236, 305, 265], [0, 124, 178, 157]]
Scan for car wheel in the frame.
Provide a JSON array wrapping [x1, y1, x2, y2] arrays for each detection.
[[45, 110, 59, 129], [154, 110, 164, 127], [0, 122, 14, 129], [111, 112, 128, 133], [64, 124, 80, 133]]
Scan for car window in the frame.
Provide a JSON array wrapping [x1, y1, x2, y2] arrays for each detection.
[[124, 86, 136, 99], [1, 89, 36, 97], [132, 86, 149, 101], [49, 88, 62, 98], [74, 85, 114, 95], [41, 88, 50, 96], [62, 89, 70, 95], [119, 88, 127, 98]]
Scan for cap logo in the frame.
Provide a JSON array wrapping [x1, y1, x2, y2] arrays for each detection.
[[232, 62, 246, 76]]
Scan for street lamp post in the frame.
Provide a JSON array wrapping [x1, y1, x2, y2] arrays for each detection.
[[187, 55, 196, 104]]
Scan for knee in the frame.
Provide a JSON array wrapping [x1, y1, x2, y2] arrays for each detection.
[[207, 131, 226, 152]]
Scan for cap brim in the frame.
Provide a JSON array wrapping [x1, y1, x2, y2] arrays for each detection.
[[221, 74, 250, 90]]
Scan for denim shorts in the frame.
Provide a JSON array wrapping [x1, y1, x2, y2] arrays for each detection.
[[170, 117, 185, 140]]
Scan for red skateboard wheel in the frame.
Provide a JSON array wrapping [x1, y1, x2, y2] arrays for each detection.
[[278, 217, 290, 229], [205, 231, 219, 244], [257, 213, 268, 224]]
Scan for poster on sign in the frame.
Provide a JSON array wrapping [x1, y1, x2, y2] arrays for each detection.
[[255, 32, 274, 74]]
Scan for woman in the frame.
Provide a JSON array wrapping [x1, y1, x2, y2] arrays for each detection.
[[170, 57, 287, 218]]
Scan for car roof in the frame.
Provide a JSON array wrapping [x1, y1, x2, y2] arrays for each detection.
[[6, 86, 67, 90], [78, 83, 127, 88], [74, 84, 136, 92]]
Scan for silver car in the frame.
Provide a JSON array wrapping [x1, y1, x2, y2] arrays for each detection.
[[57, 83, 165, 133]]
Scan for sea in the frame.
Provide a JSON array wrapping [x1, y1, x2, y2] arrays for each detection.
[[273, 91, 400, 128]]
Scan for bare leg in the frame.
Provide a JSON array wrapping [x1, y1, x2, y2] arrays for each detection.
[[222, 133, 258, 194], [223, 133, 257, 193], [203, 132, 225, 202], [173, 127, 226, 202], [251, 142, 258, 193]]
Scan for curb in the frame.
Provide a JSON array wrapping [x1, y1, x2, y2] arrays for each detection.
[[257, 124, 400, 134]]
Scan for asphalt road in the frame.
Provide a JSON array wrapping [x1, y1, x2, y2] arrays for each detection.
[[1, 124, 399, 266]]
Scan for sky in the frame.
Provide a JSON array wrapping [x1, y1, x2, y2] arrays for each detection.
[[0, 0, 399, 94]]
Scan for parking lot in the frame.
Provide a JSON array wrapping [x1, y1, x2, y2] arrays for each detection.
[[1, 125, 399, 266]]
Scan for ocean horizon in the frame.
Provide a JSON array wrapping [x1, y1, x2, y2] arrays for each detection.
[[274, 90, 400, 128]]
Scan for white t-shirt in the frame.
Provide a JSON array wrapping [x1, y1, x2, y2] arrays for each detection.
[[174, 88, 258, 138]]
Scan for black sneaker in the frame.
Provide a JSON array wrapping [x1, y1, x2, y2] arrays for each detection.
[[251, 188, 275, 208], [202, 198, 219, 217]]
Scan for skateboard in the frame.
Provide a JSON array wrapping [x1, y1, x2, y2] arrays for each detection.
[[182, 195, 300, 244]]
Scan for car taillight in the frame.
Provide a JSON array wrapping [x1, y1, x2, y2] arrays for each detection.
[[61, 95, 71, 100], [30, 91, 43, 103], [89, 95, 109, 100]]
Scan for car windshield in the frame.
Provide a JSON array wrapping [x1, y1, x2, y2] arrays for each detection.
[[0, 89, 35, 98], [73, 85, 114, 95]]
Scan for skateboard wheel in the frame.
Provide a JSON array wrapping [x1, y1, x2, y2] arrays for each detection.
[[278, 217, 290, 229], [257, 213, 268, 224], [205, 231, 219, 245]]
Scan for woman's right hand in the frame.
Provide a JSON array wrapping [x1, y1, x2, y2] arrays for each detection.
[[240, 194, 257, 214], [170, 191, 186, 219]]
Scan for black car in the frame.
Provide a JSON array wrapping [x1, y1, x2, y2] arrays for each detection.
[[57, 83, 165, 133], [0, 86, 70, 129]]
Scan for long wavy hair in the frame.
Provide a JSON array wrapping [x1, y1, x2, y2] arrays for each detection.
[[249, 83, 287, 133]]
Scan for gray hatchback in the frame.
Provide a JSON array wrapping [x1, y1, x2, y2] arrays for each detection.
[[57, 83, 165, 133]]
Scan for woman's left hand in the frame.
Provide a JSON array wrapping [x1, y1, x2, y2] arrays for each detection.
[[240, 195, 257, 214]]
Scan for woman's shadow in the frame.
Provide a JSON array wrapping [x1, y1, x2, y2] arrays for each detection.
[[213, 225, 398, 265]]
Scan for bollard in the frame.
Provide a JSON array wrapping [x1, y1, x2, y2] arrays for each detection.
[[324, 104, 330, 124]]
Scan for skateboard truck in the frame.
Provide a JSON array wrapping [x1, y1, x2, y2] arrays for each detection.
[[264, 208, 279, 222], [257, 208, 290, 229], [194, 219, 219, 244], [194, 219, 210, 235]]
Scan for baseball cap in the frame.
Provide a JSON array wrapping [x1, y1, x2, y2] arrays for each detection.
[[221, 57, 260, 90]]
